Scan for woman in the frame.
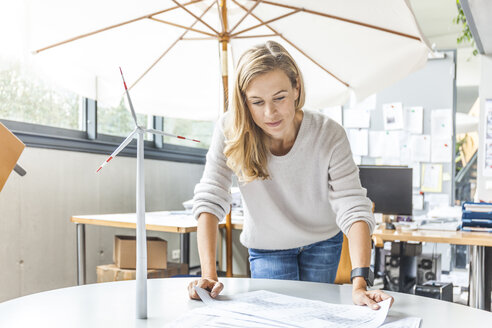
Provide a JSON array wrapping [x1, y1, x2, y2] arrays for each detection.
[[188, 41, 393, 310]]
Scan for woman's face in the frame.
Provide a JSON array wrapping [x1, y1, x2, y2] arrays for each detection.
[[244, 69, 299, 140]]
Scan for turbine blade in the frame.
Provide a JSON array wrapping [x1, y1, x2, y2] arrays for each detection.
[[145, 128, 200, 143], [119, 67, 139, 127], [96, 128, 138, 173]]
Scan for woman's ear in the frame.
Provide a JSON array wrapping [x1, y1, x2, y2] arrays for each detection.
[[294, 77, 300, 101]]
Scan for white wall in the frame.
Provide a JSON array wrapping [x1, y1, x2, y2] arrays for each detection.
[[0, 147, 207, 302], [477, 55, 492, 201]]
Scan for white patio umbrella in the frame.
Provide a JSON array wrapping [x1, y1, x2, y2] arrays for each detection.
[[24, 0, 430, 121]]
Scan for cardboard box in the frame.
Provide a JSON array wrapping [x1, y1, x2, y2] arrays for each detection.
[[113, 235, 167, 269], [96, 262, 188, 283]]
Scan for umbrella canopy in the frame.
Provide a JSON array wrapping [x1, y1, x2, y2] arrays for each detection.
[[8, 0, 430, 121]]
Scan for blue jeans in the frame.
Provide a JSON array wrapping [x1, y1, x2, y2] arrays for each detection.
[[248, 231, 343, 283]]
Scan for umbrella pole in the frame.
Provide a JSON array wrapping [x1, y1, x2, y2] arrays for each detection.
[[136, 128, 148, 319], [219, 0, 233, 279]]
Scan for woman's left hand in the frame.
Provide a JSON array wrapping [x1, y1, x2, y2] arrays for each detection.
[[352, 287, 394, 310]]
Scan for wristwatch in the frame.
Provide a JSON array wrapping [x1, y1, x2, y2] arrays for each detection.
[[350, 267, 374, 287]]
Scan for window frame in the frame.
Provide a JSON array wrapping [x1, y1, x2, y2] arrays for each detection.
[[0, 97, 207, 165]]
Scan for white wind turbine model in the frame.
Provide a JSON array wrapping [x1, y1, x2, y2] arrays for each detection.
[[96, 68, 200, 319]]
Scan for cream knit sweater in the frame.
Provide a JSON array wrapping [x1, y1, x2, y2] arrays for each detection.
[[193, 110, 375, 250]]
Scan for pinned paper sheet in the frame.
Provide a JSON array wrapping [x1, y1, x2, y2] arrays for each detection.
[[410, 163, 421, 188], [425, 193, 450, 208], [369, 131, 385, 157], [382, 131, 401, 159], [431, 137, 452, 163], [421, 164, 443, 193], [400, 135, 411, 165], [410, 135, 431, 162], [383, 102, 403, 130], [413, 194, 424, 210], [404, 106, 423, 134], [347, 129, 369, 156], [320, 106, 342, 125], [344, 108, 371, 128], [431, 109, 453, 136]]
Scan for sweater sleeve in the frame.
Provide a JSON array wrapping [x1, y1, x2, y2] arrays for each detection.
[[327, 125, 375, 235], [192, 114, 233, 222]]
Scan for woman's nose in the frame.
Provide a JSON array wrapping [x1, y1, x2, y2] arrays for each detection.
[[264, 102, 277, 116]]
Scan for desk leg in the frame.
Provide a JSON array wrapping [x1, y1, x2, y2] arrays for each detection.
[[485, 247, 491, 311], [468, 245, 485, 309], [76, 223, 86, 285], [180, 233, 190, 274]]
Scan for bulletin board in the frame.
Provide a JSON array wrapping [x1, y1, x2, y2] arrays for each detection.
[[344, 50, 457, 214]]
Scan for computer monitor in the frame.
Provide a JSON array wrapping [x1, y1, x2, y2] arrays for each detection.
[[358, 165, 413, 216]]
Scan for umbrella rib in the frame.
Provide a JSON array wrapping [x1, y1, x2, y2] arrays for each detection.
[[228, 0, 263, 35], [129, 0, 217, 90], [182, 36, 217, 40], [148, 17, 217, 37], [215, 0, 226, 33], [33, 0, 204, 54], [230, 9, 299, 38], [232, 34, 278, 39], [172, 0, 219, 35], [232, 0, 349, 88], [250, 0, 421, 42]]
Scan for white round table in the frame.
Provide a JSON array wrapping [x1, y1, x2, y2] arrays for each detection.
[[0, 278, 490, 327]]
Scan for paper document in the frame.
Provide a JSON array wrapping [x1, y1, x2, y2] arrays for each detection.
[[369, 131, 385, 157], [344, 108, 371, 128], [409, 135, 431, 162], [431, 109, 453, 136], [347, 129, 369, 156], [421, 164, 443, 193], [410, 163, 421, 188], [404, 107, 423, 134], [383, 103, 403, 130], [412, 194, 424, 210], [169, 288, 395, 328], [399, 136, 411, 165], [431, 137, 452, 163], [382, 131, 401, 159]]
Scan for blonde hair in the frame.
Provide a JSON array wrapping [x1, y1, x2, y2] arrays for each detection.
[[223, 41, 305, 183]]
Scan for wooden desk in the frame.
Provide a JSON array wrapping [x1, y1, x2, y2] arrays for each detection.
[[1, 277, 491, 327], [373, 225, 492, 310], [71, 211, 244, 285], [372, 226, 492, 247]]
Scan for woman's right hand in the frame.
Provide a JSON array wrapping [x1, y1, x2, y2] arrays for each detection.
[[187, 277, 224, 300]]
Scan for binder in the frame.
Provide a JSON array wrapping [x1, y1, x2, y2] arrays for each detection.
[[461, 202, 492, 233]]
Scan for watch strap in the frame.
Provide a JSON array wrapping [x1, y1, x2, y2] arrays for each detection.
[[350, 267, 374, 287]]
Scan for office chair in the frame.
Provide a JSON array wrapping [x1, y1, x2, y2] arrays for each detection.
[[334, 234, 352, 284]]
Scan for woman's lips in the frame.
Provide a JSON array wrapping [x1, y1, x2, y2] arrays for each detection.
[[265, 120, 282, 127]]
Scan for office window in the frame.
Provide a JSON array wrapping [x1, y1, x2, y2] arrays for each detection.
[[98, 99, 152, 141], [0, 60, 83, 130], [163, 117, 213, 149]]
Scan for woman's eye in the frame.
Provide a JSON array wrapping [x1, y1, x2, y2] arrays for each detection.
[[274, 96, 285, 101], [252, 101, 264, 105]]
